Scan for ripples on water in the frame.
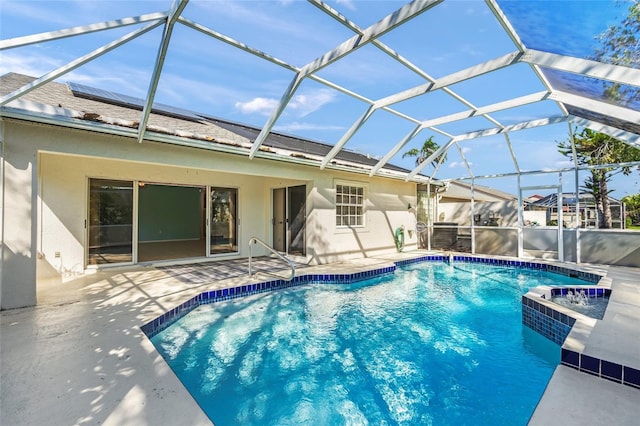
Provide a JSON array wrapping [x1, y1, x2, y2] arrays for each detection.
[[152, 263, 589, 425]]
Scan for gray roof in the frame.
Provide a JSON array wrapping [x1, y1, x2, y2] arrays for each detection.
[[529, 192, 622, 208], [441, 180, 517, 202], [0, 72, 411, 175], [1, 1, 637, 186]]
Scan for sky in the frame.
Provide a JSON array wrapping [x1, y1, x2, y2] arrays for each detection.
[[1, 0, 638, 198]]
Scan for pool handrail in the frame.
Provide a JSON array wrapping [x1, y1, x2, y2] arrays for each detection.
[[248, 236, 295, 281]]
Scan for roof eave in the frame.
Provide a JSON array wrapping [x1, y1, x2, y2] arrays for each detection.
[[0, 106, 434, 184]]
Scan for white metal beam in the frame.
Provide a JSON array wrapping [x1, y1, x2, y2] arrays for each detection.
[[321, 105, 377, 169], [445, 159, 640, 183], [300, 0, 442, 79], [406, 138, 456, 181], [503, 132, 520, 174], [455, 142, 474, 178], [568, 116, 640, 148], [137, 0, 189, 143], [0, 12, 167, 50], [178, 15, 421, 123], [0, 21, 163, 106], [369, 124, 423, 176], [368, 91, 534, 177], [484, 0, 526, 52], [310, 0, 504, 140], [250, 0, 441, 159], [249, 73, 304, 159], [550, 90, 640, 125], [375, 51, 522, 109], [405, 115, 567, 181], [453, 115, 567, 142], [421, 91, 550, 129], [522, 49, 640, 88]]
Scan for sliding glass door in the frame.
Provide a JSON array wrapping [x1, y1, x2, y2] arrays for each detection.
[[88, 180, 239, 265], [88, 178, 133, 265], [272, 185, 306, 255], [210, 187, 238, 254], [137, 184, 206, 262]]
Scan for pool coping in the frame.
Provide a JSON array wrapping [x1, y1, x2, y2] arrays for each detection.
[[143, 253, 640, 394], [141, 254, 602, 338], [2, 251, 638, 426]]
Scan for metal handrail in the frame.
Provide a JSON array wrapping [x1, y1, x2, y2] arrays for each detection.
[[248, 237, 295, 281]]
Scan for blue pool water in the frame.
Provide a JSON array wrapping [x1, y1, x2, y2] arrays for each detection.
[[151, 262, 589, 425]]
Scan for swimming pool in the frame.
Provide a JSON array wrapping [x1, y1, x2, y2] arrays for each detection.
[[150, 261, 590, 425]]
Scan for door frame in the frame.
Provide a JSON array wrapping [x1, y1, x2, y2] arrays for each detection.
[[271, 184, 306, 256]]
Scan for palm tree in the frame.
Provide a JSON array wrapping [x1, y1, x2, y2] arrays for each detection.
[[402, 136, 447, 168]]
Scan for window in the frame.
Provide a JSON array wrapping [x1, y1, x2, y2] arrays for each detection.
[[336, 184, 364, 227]]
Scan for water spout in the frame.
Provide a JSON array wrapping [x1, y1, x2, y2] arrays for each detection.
[[566, 289, 589, 306]]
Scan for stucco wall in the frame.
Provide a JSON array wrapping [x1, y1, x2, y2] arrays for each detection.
[[1, 121, 38, 309], [438, 200, 518, 226], [2, 119, 417, 308], [574, 230, 640, 267]]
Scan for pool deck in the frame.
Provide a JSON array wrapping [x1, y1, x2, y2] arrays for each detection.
[[1, 252, 638, 425]]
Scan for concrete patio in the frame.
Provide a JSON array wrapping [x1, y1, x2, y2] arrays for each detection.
[[1, 252, 638, 425]]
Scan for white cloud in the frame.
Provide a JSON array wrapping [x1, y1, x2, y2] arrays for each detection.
[[448, 161, 471, 169], [0, 52, 63, 78], [235, 88, 336, 117], [235, 97, 279, 115], [288, 89, 336, 117], [274, 121, 344, 132]]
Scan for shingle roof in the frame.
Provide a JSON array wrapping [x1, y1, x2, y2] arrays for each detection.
[[0, 72, 412, 175]]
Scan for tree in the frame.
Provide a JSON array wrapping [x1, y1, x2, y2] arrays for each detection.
[[622, 194, 640, 226], [402, 136, 447, 168], [558, 128, 640, 228], [559, 2, 640, 228], [591, 2, 639, 107]]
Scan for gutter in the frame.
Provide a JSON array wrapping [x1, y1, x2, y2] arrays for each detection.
[[0, 105, 437, 185]]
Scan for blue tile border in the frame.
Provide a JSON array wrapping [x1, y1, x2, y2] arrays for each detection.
[[522, 299, 575, 346], [141, 265, 396, 337], [559, 348, 640, 389], [143, 254, 640, 389], [142, 255, 603, 338], [523, 286, 639, 390], [549, 287, 610, 298]]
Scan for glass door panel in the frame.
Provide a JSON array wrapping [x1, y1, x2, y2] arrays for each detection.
[[210, 187, 238, 254], [88, 178, 133, 265], [272, 188, 286, 252], [137, 184, 206, 262], [288, 185, 306, 256]]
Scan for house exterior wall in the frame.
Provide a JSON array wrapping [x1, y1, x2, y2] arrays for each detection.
[[1, 119, 417, 309], [1, 120, 38, 309], [438, 200, 519, 227]]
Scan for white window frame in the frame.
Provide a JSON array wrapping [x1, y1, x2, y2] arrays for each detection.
[[335, 181, 366, 228]]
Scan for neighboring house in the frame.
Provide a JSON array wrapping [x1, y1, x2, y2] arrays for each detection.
[[419, 181, 518, 252], [0, 73, 440, 309], [525, 192, 626, 229], [437, 181, 518, 227]]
